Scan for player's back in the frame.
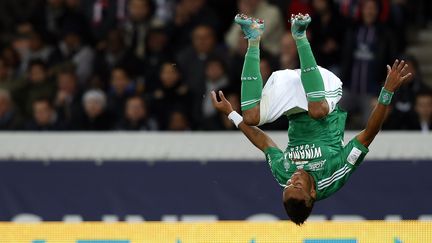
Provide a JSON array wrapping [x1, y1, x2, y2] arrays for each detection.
[[286, 106, 347, 158]]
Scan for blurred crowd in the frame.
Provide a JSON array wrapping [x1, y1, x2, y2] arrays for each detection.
[[0, 0, 431, 132]]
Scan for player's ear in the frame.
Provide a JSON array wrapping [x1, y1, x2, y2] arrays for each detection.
[[310, 186, 317, 200]]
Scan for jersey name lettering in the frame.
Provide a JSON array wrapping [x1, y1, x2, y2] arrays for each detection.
[[287, 146, 322, 160]]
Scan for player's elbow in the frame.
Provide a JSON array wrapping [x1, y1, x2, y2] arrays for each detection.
[[243, 115, 259, 126], [242, 107, 260, 126]]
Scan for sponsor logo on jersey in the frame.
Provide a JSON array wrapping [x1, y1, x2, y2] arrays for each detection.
[[307, 160, 326, 171]]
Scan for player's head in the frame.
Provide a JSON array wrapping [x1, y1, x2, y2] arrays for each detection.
[[282, 169, 316, 225]]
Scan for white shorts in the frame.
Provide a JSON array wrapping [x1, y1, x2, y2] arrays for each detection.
[[258, 67, 342, 126]]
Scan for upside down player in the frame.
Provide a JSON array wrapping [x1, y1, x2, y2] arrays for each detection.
[[211, 13, 412, 225]]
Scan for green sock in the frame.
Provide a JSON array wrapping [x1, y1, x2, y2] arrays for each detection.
[[240, 40, 262, 111], [296, 38, 325, 102]]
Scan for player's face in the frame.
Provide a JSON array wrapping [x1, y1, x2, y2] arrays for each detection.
[[283, 169, 314, 202]]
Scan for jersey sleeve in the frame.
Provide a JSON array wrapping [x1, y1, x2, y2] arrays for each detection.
[[264, 147, 292, 188], [314, 137, 369, 200]]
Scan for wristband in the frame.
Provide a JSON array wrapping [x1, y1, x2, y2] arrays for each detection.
[[228, 111, 243, 128], [378, 87, 394, 105]]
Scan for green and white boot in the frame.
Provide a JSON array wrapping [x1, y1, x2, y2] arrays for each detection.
[[290, 13, 311, 40], [234, 13, 265, 40]]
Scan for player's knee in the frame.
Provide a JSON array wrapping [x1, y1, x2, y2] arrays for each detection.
[[308, 109, 327, 120], [308, 101, 329, 120]]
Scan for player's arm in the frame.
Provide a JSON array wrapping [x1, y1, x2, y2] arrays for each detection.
[[356, 60, 412, 147], [210, 90, 278, 152]]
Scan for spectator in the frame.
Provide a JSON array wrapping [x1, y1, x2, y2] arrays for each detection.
[[54, 68, 82, 123], [279, 32, 299, 70], [339, 0, 391, 23], [143, 27, 172, 91], [201, 91, 240, 130], [150, 62, 192, 128], [0, 58, 12, 83], [0, 1, 40, 42], [225, 0, 284, 55], [176, 25, 224, 103], [1, 46, 21, 79], [167, 110, 191, 131], [202, 58, 229, 120], [107, 67, 136, 121], [81, 0, 128, 42], [405, 92, 432, 133], [172, 0, 220, 49], [25, 98, 65, 131], [116, 96, 158, 131], [0, 0, 422, 132], [30, 0, 66, 43], [340, 0, 397, 128], [391, 55, 425, 116], [389, 0, 408, 52], [154, 0, 176, 24], [121, 0, 162, 59], [20, 31, 53, 70], [48, 23, 95, 84], [73, 89, 113, 130], [0, 89, 24, 130], [0, 57, 25, 98], [62, 0, 93, 44], [309, 0, 346, 74], [17, 60, 56, 117], [93, 29, 142, 87]]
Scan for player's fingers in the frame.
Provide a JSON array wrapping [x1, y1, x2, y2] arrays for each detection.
[[400, 64, 408, 75], [219, 90, 228, 102], [386, 65, 391, 75], [210, 91, 218, 105], [392, 59, 399, 70], [399, 73, 412, 84], [401, 73, 412, 83], [397, 60, 405, 71]]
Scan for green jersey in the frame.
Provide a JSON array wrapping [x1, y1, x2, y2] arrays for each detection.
[[265, 106, 369, 200]]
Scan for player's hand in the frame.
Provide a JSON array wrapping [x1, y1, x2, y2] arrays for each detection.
[[384, 59, 412, 92], [211, 90, 234, 116]]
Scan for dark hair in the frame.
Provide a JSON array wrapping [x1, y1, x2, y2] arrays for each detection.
[[129, 0, 156, 20], [112, 66, 130, 78], [416, 90, 432, 99], [33, 97, 52, 108], [206, 56, 227, 72], [192, 24, 216, 38], [57, 65, 77, 76], [399, 54, 419, 70], [284, 198, 315, 225], [28, 59, 47, 71], [127, 95, 146, 106]]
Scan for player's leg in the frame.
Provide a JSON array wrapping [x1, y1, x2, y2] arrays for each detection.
[[291, 13, 329, 119], [235, 14, 265, 126]]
